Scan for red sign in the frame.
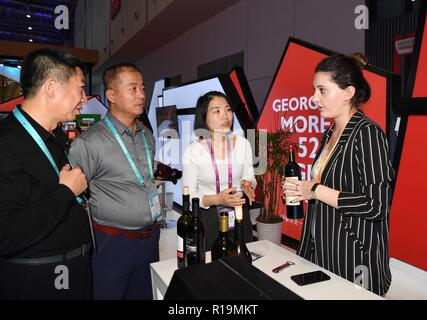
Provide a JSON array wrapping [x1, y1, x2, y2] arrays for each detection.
[[0, 96, 24, 112], [111, 0, 121, 20], [390, 115, 427, 271], [257, 41, 330, 240], [413, 14, 427, 98], [229, 70, 253, 122], [257, 39, 391, 240], [361, 70, 387, 132], [389, 10, 427, 271]]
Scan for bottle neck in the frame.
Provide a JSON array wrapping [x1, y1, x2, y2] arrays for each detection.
[[192, 199, 200, 218], [289, 149, 295, 162], [234, 219, 243, 242], [219, 214, 229, 234], [183, 194, 190, 214]]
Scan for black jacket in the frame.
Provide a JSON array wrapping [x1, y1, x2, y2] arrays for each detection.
[[297, 109, 395, 296], [0, 108, 91, 258]]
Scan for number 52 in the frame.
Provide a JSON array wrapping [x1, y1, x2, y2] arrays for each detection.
[[298, 137, 319, 159]]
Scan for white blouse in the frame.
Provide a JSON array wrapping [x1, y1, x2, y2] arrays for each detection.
[[182, 135, 257, 208]]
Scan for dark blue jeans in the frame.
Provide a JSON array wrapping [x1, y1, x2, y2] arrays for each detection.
[[92, 227, 160, 300]]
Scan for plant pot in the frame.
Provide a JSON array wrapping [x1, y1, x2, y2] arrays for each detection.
[[256, 219, 284, 246]]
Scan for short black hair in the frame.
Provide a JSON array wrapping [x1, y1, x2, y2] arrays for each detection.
[[315, 53, 371, 107], [103, 63, 141, 89], [193, 91, 234, 136], [20, 48, 84, 98]]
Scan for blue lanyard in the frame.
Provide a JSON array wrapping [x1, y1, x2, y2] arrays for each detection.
[[103, 116, 154, 186], [13, 107, 83, 205]]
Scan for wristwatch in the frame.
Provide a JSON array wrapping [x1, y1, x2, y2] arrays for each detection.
[[310, 183, 320, 200]]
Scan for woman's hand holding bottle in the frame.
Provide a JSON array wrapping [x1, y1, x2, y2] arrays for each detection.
[[240, 180, 255, 205], [217, 187, 246, 207]]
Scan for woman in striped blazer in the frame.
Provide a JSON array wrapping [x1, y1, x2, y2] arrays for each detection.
[[283, 53, 395, 296]]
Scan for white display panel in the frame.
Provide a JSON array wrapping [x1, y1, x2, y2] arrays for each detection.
[[80, 97, 107, 118], [150, 77, 245, 207], [147, 79, 167, 161]]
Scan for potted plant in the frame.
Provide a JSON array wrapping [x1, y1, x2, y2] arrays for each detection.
[[254, 126, 292, 245]]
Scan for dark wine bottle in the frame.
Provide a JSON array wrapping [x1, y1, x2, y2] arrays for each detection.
[[211, 212, 237, 261], [234, 206, 252, 263], [177, 186, 192, 269], [185, 198, 206, 265], [284, 145, 304, 219]]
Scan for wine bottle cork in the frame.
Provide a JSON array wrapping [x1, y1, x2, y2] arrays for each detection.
[[235, 205, 243, 220], [183, 186, 189, 195]]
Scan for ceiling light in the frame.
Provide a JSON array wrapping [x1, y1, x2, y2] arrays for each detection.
[[28, 27, 32, 30], [29, 39, 33, 42], [26, 14, 31, 18]]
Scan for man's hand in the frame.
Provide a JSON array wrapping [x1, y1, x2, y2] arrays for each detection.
[[59, 164, 88, 196]]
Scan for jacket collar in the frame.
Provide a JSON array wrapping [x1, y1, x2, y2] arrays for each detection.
[[17, 105, 56, 142], [106, 112, 144, 136], [318, 109, 365, 184], [324, 109, 365, 145]]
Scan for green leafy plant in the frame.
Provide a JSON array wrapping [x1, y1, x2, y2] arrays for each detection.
[[255, 126, 292, 223]]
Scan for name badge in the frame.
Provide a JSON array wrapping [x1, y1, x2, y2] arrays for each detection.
[[148, 188, 161, 222]]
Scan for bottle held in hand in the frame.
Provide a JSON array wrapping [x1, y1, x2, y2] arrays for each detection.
[[284, 145, 304, 219]]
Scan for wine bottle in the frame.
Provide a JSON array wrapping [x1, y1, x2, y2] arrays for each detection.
[[284, 145, 304, 219], [211, 212, 237, 261], [185, 198, 206, 265], [234, 205, 252, 263], [177, 186, 192, 269]]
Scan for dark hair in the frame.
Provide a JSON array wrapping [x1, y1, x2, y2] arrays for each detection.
[[315, 53, 371, 107], [20, 48, 84, 98], [193, 91, 234, 134], [103, 63, 141, 89]]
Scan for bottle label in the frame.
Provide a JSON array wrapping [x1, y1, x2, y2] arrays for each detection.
[[186, 243, 197, 253], [177, 235, 184, 256], [186, 236, 197, 253], [285, 176, 299, 206], [228, 210, 235, 229]]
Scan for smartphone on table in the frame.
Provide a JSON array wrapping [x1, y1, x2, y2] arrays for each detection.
[[290, 270, 331, 286]]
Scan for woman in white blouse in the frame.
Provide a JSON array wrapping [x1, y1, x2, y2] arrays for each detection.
[[183, 91, 256, 250]]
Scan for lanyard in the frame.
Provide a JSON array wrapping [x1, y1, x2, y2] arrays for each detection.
[[103, 116, 154, 186], [206, 137, 233, 194], [13, 107, 83, 205]]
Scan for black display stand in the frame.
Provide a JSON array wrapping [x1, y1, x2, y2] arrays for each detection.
[[164, 256, 303, 300]]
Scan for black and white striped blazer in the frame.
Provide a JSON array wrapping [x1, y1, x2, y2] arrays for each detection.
[[297, 109, 395, 296]]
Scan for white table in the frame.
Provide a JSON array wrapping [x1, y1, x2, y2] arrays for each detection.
[[150, 239, 383, 300]]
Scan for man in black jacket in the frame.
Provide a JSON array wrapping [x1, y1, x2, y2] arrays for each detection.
[[0, 48, 91, 299]]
